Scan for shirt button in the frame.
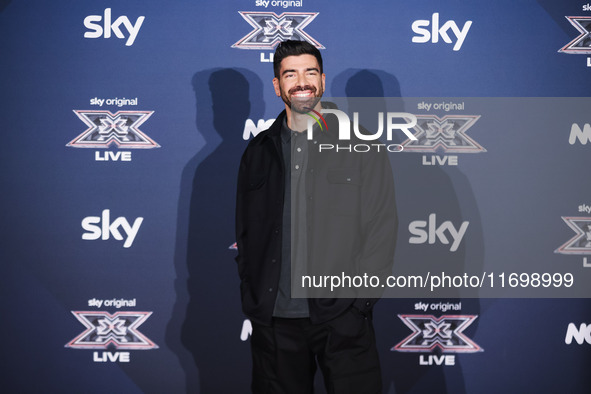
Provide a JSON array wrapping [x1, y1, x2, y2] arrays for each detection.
[[271, 259, 277, 263], [297, 147, 302, 152], [268, 287, 273, 292], [295, 165, 300, 170], [365, 301, 371, 307]]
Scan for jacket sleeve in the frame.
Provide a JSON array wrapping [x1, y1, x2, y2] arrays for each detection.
[[235, 149, 248, 281]]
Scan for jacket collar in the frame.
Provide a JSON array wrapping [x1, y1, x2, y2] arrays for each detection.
[[265, 110, 286, 143], [258, 110, 286, 162]]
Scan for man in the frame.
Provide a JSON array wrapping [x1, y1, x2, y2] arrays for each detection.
[[235, 40, 397, 393]]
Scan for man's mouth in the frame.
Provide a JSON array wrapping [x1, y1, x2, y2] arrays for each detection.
[[290, 87, 316, 99]]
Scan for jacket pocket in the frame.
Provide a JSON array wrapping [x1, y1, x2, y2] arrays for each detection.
[[327, 168, 360, 186], [326, 168, 361, 216], [242, 173, 269, 223]]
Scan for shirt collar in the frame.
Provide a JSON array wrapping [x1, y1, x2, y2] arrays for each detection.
[[280, 116, 293, 144]]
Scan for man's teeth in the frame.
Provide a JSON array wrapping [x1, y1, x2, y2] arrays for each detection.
[[293, 91, 313, 97]]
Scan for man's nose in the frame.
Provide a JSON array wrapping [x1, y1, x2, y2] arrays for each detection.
[[296, 73, 307, 87]]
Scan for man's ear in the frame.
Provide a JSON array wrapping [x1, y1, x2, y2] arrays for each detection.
[[273, 78, 281, 97]]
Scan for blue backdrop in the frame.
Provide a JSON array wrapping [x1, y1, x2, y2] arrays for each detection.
[[1, 0, 590, 393]]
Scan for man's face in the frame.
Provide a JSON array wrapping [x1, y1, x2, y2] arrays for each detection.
[[273, 54, 325, 114]]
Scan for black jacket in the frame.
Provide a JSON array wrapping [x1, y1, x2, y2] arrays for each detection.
[[235, 109, 397, 325]]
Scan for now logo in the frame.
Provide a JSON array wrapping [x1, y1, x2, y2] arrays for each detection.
[[82, 209, 143, 248], [84, 8, 145, 46], [565, 323, 591, 345], [569, 123, 591, 145], [243, 119, 275, 140]]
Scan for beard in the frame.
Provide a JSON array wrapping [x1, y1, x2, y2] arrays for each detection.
[[280, 85, 323, 114]]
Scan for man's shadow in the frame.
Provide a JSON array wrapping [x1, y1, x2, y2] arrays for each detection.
[[166, 68, 265, 393], [332, 69, 484, 394]]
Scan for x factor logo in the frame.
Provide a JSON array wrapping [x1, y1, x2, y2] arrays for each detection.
[[400, 115, 484, 153], [65, 311, 158, 350], [559, 16, 591, 54], [68, 110, 159, 149], [232, 12, 324, 50], [555, 217, 591, 254], [392, 314, 482, 353]]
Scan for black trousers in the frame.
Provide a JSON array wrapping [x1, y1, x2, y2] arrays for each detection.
[[250, 307, 382, 394]]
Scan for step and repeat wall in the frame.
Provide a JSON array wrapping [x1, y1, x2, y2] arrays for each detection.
[[1, 0, 590, 393]]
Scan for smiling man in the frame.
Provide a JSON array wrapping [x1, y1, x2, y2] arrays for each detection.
[[235, 40, 397, 393], [272, 46, 325, 126]]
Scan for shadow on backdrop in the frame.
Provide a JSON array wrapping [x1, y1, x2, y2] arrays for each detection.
[[0, 0, 11, 13], [166, 68, 264, 393]]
